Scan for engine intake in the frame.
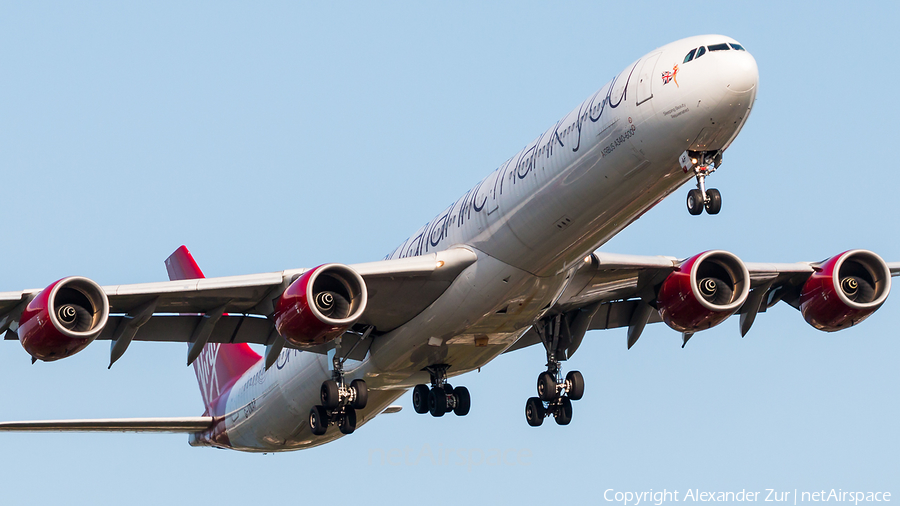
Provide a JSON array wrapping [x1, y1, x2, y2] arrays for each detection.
[[657, 250, 750, 332], [274, 264, 368, 346], [18, 277, 110, 361], [800, 250, 891, 332]]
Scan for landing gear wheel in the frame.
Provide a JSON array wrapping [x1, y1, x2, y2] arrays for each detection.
[[349, 379, 368, 410], [339, 408, 357, 435], [554, 397, 573, 426], [416, 364, 470, 418], [687, 189, 704, 215], [525, 397, 545, 427], [320, 380, 340, 409], [412, 384, 430, 414], [705, 188, 722, 215], [537, 372, 557, 402], [565, 371, 585, 401], [309, 405, 328, 436], [428, 387, 447, 417], [453, 386, 471, 416]]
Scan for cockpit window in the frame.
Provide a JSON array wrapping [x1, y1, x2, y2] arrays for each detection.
[[695, 46, 706, 59], [729, 43, 746, 51], [708, 43, 731, 51], [683, 48, 697, 63]]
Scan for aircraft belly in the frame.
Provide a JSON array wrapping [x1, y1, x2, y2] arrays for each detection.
[[368, 249, 567, 385]]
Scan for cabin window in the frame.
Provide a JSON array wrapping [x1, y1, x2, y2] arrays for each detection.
[[684, 48, 697, 63], [730, 43, 746, 51], [708, 43, 730, 51]]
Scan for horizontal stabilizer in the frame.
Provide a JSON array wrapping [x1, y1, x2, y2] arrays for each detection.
[[0, 417, 213, 433]]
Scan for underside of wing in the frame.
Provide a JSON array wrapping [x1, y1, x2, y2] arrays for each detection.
[[0, 247, 477, 364], [507, 249, 898, 354], [0, 417, 213, 433]]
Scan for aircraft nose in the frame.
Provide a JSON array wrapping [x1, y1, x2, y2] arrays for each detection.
[[723, 50, 759, 94]]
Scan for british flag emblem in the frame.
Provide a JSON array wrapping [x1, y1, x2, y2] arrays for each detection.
[[661, 64, 679, 87]]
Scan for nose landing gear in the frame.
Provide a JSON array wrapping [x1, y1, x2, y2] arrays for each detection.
[[681, 151, 722, 215]]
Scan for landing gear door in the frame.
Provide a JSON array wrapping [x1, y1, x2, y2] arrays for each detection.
[[636, 52, 661, 106]]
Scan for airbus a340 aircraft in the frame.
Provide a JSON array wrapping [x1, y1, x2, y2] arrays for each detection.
[[2, 35, 897, 452]]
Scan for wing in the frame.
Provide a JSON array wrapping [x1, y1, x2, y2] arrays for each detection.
[[0, 247, 477, 362], [0, 417, 213, 433], [507, 250, 898, 354]]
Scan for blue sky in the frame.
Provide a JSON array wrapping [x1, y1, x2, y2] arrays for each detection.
[[1, 2, 897, 504]]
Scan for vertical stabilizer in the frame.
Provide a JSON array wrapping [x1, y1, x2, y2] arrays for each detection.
[[165, 246, 261, 413]]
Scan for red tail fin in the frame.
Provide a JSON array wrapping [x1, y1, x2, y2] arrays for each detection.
[[166, 246, 261, 413]]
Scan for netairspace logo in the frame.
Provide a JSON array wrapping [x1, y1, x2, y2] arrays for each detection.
[[367, 443, 531, 472], [602, 489, 891, 506]]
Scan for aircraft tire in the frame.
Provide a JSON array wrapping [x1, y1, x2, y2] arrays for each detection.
[[412, 384, 430, 414], [350, 379, 368, 410], [339, 409, 357, 435], [309, 405, 328, 436], [555, 397, 573, 426], [565, 370, 585, 401], [453, 386, 470, 416], [429, 387, 447, 417], [537, 372, 557, 402], [525, 397, 544, 427], [687, 189, 704, 215], [321, 380, 340, 409], [705, 188, 722, 214]]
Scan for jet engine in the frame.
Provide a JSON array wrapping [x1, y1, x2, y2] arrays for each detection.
[[274, 264, 368, 346], [800, 250, 891, 332], [657, 250, 750, 332], [18, 277, 110, 361]]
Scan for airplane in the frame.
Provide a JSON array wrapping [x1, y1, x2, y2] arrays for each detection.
[[1, 34, 897, 452]]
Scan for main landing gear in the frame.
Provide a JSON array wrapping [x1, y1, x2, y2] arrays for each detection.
[[525, 315, 585, 427], [682, 151, 722, 216], [309, 353, 369, 436], [411, 364, 471, 418]]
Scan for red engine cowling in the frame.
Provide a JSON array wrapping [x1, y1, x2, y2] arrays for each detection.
[[274, 264, 368, 346], [657, 250, 750, 332], [18, 277, 110, 361], [800, 250, 891, 332]]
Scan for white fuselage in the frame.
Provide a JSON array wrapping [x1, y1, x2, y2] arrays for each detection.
[[200, 34, 759, 451]]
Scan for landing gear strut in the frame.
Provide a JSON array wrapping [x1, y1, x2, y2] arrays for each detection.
[[525, 315, 585, 427], [309, 328, 371, 436], [412, 364, 471, 418], [682, 150, 722, 215]]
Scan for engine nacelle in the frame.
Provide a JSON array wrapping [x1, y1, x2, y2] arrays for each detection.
[[657, 250, 750, 333], [274, 264, 368, 346], [800, 250, 891, 332], [18, 277, 110, 361]]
